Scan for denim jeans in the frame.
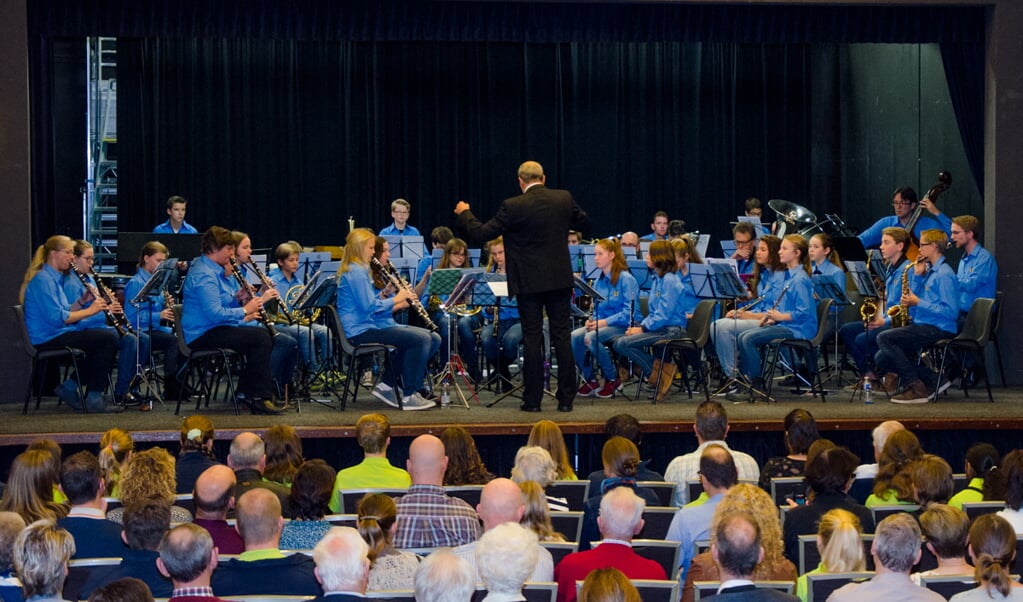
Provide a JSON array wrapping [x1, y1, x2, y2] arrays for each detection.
[[710, 318, 760, 377], [613, 327, 682, 378], [838, 321, 888, 375], [737, 325, 792, 378], [482, 319, 522, 365], [350, 325, 441, 394], [875, 323, 950, 387], [571, 324, 625, 381]]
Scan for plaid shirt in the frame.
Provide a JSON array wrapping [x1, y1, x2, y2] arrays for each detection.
[[393, 484, 482, 549]]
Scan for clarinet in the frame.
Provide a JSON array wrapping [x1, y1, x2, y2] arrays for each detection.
[[161, 289, 176, 328], [248, 259, 292, 325], [67, 263, 132, 336], [371, 257, 439, 331], [90, 268, 137, 336], [229, 258, 278, 338]]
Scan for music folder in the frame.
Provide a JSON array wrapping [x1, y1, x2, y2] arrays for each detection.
[[844, 261, 878, 297]]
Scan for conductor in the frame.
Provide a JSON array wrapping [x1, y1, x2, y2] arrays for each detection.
[[455, 161, 590, 413]]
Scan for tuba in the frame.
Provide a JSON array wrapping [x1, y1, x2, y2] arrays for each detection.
[[887, 260, 917, 328]]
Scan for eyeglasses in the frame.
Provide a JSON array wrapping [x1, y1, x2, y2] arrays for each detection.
[[392, 209, 409, 215], [892, 201, 913, 207]]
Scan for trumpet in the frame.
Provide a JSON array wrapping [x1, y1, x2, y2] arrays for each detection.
[[229, 257, 278, 338], [371, 257, 438, 331], [67, 262, 133, 336]]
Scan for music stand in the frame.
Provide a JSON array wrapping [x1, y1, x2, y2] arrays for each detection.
[[431, 269, 484, 408], [833, 237, 868, 262], [843, 260, 881, 399], [292, 272, 341, 411], [811, 276, 853, 390], [297, 252, 331, 284], [127, 258, 178, 410], [574, 275, 607, 399]]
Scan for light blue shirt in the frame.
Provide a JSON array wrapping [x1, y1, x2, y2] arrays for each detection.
[[592, 270, 640, 327], [666, 492, 724, 584], [857, 213, 952, 248], [153, 219, 198, 234], [777, 266, 817, 340], [23, 264, 75, 345], [641, 272, 686, 332], [61, 272, 109, 331], [180, 255, 247, 344], [956, 244, 997, 311], [882, 258, 907, 319], [379, 224, 421, 238], [812, 259, 845, 292], [336, 263, 396, 338], [908, 256, 960, 333], [124, 268, 172, 334]]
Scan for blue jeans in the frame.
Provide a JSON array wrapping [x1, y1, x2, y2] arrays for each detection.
[[613, 327, 682, 378], [710, 318, 760, 377], [838, 320, 888, 375], [114, 332, 149, 396], [277, 323, 330, 371], [482, 319, 522, 365], [350, 326, 441, 394], [875, 323, 950, 387], [270, 331, 299, 390], [571, 324, 625, 381], [737, 325, 792, 378]]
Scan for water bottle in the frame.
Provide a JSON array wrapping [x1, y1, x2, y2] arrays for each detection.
[[441, 380, 450, 407], [863, 380, 873, 405]]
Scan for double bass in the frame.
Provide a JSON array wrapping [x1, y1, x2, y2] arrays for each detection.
[[904, 171, 952, 261]]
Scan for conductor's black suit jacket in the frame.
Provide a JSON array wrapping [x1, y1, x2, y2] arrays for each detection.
[[456, 184, 590, 296]]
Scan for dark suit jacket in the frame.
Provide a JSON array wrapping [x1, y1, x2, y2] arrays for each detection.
[[210, 553, 320, 597], [782, 492, 875, 564], [456, 183, 589, 296], [57, 515, 126, 559], [703, 584, 800, 602]]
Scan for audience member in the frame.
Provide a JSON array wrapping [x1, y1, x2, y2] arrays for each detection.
[[701, 512, 799, 602], [106, 447, 192, 524], [682, 484, 797, 602], [175, 415, 219, 495], [828, 513, 944, 602], [414, 549, 476, 602], [56, 451, 124, 559], [0, 512, 26, 602], [519, 480, 566, 542], [528, 421, 578, 481], [309, 527, 371, 601], [281, 459, 336, 550], [441, 426, 495, 486], [0, 450, 68, 524], [758, 409, 819, 490], [667, 444, 739, 583], [555, 487, 666, 602], [579, 437, 660, 551], [191, 465, 244, 554], [356, 493, 420, 591], [477, 522, 540, 601], [909, 454, 955, 508], [849, 420, 906, 502], [782, 443, 873, 563], [577, 567, 641, 602], [996, 449, 1023, 533], [79, 501, 173, 599], [951, 514, 1023, 602], [393, 435, 482, 549], [97, 428, 133, 497], [664, 401, 760, 506], [210, 488, 319, 597], [329, 414, 411, 513], [453, 478, 554, 583], [914, 504, 971, 582], [866, 429, 924, 507], [510, 446, 568, 511], [227, 432, 292, 517], [86, 577, 153, 602], [585, 415, 663, 497], [794, 509, 865, 602], [13, 520, 74, 602], [262, 424, 305, 488], [156, 523, 226, 602], [26, 439, 65, 505], [949, 443, 1000, 509]]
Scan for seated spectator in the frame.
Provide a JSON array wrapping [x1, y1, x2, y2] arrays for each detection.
[[328, 414, 411, 514], [795, 509, 865, 602], [26, 439, 65, 506], [156, 523, 227, 602], [227, 432, 292, 518], [702, 512, 799, 602], [951, 514, 1023, 602], [477, 523, 540, 601], [357, 493, 420, 591], [555, 487, 666, 602], [909, 455, 955, 508], [97, 428, 133, 497], [0, 449, 68, 524], [441, 426, 495, 486], [828, 513, 943, 602], [13, 520, 75, 602], [175, 415, 220, 495], [579, 437, 661, 551], [280, 459, 336, 550], [782, 442, 873, 564], [511, 446, 568, 511], [80, 501, 173, 599], [850, 421, 906, 502], [519, 480, 566, 542], [758, 409, 819, 490], [414, 549, 476, 602], [310, 527, 371, 601], [866, 429, 923, 508], [913, 504, 971, 583], [528, 420, 578, 481], [585, 414, 663, 498], [995, 449, 1023, 533], [106, 447, 192, 524], [578, 567, 641, 602], [210, 489, 319, 597], [191, 465, 244, 555], [949, 443, 1000, 509], [56, 451, 125, 559], [87, 577, 153, 602], [262, 424, 304, 489], [0, 512, 26, 601], [683, 483, 797, 602]]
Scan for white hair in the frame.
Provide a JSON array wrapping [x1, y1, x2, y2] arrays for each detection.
[[312, 526, 369, 592], [415, 548, 476, 602], [598, 487, 645, 540], [477, 523, 539, 594], [510, 446, 558, 487]]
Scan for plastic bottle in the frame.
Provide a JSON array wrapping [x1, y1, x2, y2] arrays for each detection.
[[441, 380, 450, 407], [863, 380, 873, 405]]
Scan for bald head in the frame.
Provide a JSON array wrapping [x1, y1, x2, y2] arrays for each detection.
[[478, 478, 525, 530], [407, 435, 448, 486], [228, 432, 265, 471], [236, 488, 283, 549], [193, 465, 236, 519]]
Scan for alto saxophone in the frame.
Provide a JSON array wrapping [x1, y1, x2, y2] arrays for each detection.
[[859, 252, 885, 328], [887, 260, 917, 328]]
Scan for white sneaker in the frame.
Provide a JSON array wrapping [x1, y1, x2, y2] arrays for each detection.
[[372, 383, 400, 409], [400, 392, 436, 411]]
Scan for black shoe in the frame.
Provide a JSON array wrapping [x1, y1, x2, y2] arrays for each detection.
[[115, 391, 142, 407], [557, 403, 573, 412], [245, 397, 284, 415], [519, 403, 542, 413]]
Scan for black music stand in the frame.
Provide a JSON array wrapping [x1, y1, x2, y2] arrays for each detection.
[[844, 260, 881, 401], [127, 258, 178, 410], [572, 275, 607, 390], [431, 269, 484, 408], [297, 252, 331, 284], [293, 272, 341, 411], [810, 276, 852, 390]]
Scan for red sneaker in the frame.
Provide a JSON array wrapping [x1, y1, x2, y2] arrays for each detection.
[[577, 380, 600, 397], [595, 379, 619, 399]]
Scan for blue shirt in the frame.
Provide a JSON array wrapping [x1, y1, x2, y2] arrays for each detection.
[[23, 264, 75, 345], [811, 259, 846, 292], [61, 272, 109, 331], [379, 224, 421, 238], [337, 263, 396, 338], [882, 258, 907, 316], [640, 233, 666, 241], [777, 266, 818, 339], [153, 219, 198, 234], [908, 256, 960, 333], [592, 270, 640, 327], [642, 272, 686, 331], [736, 258, 756, 276], [269, 268, 304, 312], [750, 269, 786, 310], [123, 268, 172, 334], [857, 213, 952, 248], [956, 244, 997, 311], [678, 272, 701, 320], [180, 255, 247, 344], [666, 492, 723, 584]]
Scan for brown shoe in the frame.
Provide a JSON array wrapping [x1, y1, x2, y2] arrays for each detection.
[[890, 380, 931, 404], [648, 358, 663, 385], [655, 362, 677, 401], [879, 372, 901, 394], [617, 365, 632, 384]]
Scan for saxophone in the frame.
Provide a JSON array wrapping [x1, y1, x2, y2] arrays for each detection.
[[860, 252, 884, 327], [887, 260, 917, 328]]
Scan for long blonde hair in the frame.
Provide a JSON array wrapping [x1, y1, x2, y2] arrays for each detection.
[[98, 429, 134, 497], [527, 420, 576, 480], [0, 451, 68, 524], [519, 480, 565, 542], [20, 235, 72, 303], [710, 483, 785, 563], [817, 508, 865, 572], [340, 228, 375, 274]]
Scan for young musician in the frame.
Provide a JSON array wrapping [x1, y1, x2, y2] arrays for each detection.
[[20, 235, 121, 413], [734, 234, 817, 393], [877, 228, 961, 404], [572, 238, 639, 399], [414, 226, 454, 292], [808, 232, 845, 337], [647, 236, 703, 400], [422, 238, 481, 382], [180, 226, 279, 415], [231, 232, 300, 398], [838, 227, 908, 392], [123, 241, 180, 402], [64, 240, 148, 408], [612, 240, 686, 390], [153, 195, 199, 234], [336, 228, 441, 411], [950, 215, 998, 323], [480, 237, 523, 392], [269, 241, 331, 380], [641, 211, 669, 241], [379, 198, 421, 237], [857, 186, 952, 248]]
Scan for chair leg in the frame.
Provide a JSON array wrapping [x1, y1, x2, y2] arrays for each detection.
[[24, 358, 37, 415], [993, 338, 1007, 388]]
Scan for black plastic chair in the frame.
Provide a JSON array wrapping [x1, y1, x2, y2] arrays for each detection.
[[652, 299, 717, 402], [171, 304, 240, 415], [931, 297, 996, 402], [13, 305, 87, 414], [323, 306, 396, 411], [763, 298, 833, 402]]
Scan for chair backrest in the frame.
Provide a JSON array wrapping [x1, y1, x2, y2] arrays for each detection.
[[684, 299, 718, 347], [959, 297, 996, 345], [631, 579, 679, 602], [871, 504, 920, 524], [482, 582, 557, 602], [365, 590, 416, 601], [799, 534, 877, 575], [546, 480, 590, 510], [172, 304, 192, 357], [806, 572, 874, 602], [539, 541, 578, 567], [629, 539, 681, 580], [638, 506, 678, 540], [550, 511, 584, 543], [637, 481, 677, 507], [962, 501, 1007, 521], [952, 473, 969, 491], [992, 290, 1004, 336], [770, 476, 807, 506], [918, 575, 978, 599], [341, 488, 409, 514], [323, 305, 358, 356], [325, 513, 358, 527], [174, 492, 195, 515], [445, 485, 485, 507], [810, 298, 834, 345], [12, 305, 38, 357]]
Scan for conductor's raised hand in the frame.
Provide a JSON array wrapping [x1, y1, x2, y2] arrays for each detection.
[[454, 201, 471, 215]]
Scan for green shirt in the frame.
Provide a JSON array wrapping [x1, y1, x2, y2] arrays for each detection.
[[948, 477, 985, 509], [328, 456, 411, 513], [796, 565, 824, 602], [865, 488, 913, 508]]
